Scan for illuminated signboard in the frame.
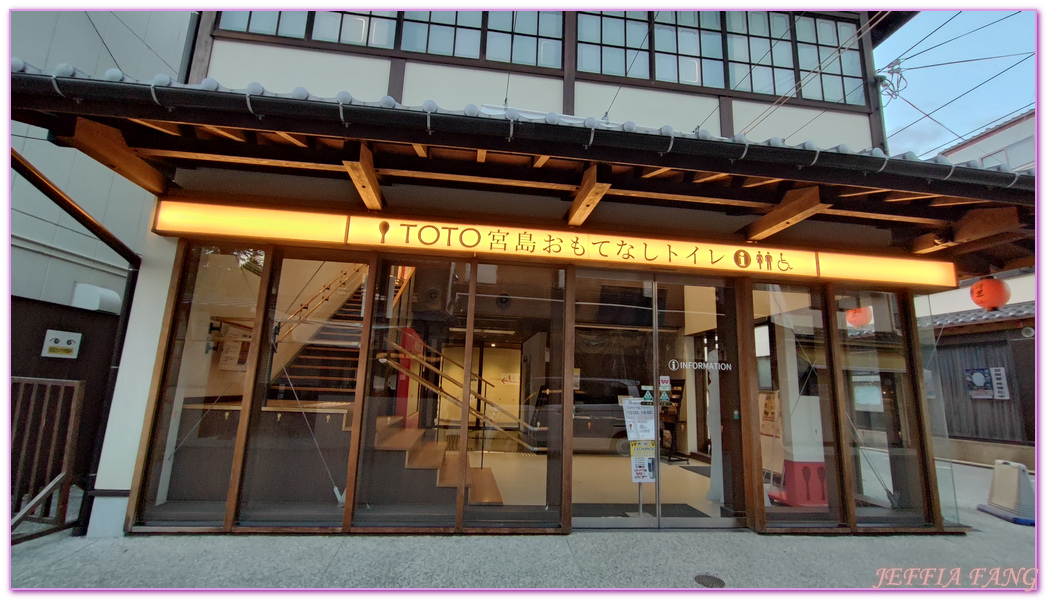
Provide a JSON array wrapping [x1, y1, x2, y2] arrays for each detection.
[[347, 216, 820, 278], [151, 201, 957, 288]]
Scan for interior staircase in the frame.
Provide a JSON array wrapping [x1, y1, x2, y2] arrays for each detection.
[[268, 288, 364, 403], [371, 416, 503, 505]]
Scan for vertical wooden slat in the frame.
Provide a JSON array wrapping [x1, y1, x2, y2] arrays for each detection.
[[40, 386, 71, 522], [560, 265, 576, 533], [822, 284, 857, 530], [12, 383, 43, 512], [342, 252, 380, 530], [730, 278, 765, 532], [54, 382, 85, 526], [223, 245, 279, 530], [11, 381, 29, 446], [125, 239, 188, 531], [899, 290, 944, 530], [26, 385, 57, 510], [455, 260, 479, 532]]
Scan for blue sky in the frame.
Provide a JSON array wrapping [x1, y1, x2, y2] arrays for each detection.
[[872, 10, 1036, 158]]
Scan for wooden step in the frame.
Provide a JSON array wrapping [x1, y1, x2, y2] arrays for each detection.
[[289, 365, 357, 371], [296, 354, 357, 360], [375, 427, 425, 451], [276, 375, 355, 382], [468, 468, 503, 505], [272, 386, 354, 393], [406, 441, 448, 469], [437, 453, 473, 488]]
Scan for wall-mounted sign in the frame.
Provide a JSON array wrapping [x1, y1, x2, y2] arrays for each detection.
[[622, 398, 657, 441], [630, 440, 657, 483], [990, 367, 1010, 400], [220, 330, 253, 371], [349, 216, 819, 278], [668, 359, 733, 371], [41, 330, 81, 359], [152, 201, 959, 288], [965, 368, 993, 399]]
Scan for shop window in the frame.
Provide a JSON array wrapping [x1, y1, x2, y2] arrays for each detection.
[[136, 245, 267, 526], [753, 284, 842, 527], [835, 290, 931, 526]]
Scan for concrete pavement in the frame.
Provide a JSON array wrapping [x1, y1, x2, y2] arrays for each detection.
[[9, 462, 1037, 590]]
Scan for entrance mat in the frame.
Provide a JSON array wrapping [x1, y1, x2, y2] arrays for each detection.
[[681, 465, 711, 478], [573, 503, 710, 518]]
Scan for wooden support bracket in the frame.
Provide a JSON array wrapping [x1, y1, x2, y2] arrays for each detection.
[[343, 143, 384, 211], [565, 164, 610, 227], [745, 186, 827, 241]]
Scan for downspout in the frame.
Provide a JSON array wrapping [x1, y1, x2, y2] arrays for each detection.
[[11, 149, 142, 536]]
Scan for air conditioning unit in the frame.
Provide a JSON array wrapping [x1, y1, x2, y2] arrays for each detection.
[[977, 460, 1035, 526]]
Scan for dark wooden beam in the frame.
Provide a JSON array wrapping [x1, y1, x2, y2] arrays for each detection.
[[911, 206, 1021, 254], [740, 176, 783, 188], [201, 124, 247, 142], [136, 147, 344, 172], [565, 164, 610, 226], [946, 232, 1025, 256], [928, 196, 987, 207], [745, 186, 828, 241], [882, 190, 937, 202], [59, 118, 168, 195], [692, 171, 731, 184], [834, 185, 888, 198], [274, 130, 309, 148], [641, 166, 672, 178], [129, 118, 181, 136], [1001, 255, 1036, 271], [343, 143, 384, 210]]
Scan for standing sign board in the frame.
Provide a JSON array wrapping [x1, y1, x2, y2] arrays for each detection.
[[630, 440, 657, 483], [622, 398, 657, 441]]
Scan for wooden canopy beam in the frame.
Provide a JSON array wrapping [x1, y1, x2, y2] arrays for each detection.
[[532, 155, 551, 168], [745, 186, 828, 241], [343, 143, 384, 210], [692, 171, 731, 184], [476, 149, 487, 163], [741, 176, 783, 188], [274, 131, 309, 148], [641, 166, 672, 178], [911, 206, 1021, 254], [129, 118, 181, 136], [565, 164, 610, 227], [411, 143, 429, 158], [201, 124, 247, 142], [59, 118, 168, 195], [882, 190, 938, 202]]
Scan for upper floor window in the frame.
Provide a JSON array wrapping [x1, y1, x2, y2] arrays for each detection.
[[217, 10, 564, 70], [980, 136, 1034, 170], [577, 11, 866, 106]]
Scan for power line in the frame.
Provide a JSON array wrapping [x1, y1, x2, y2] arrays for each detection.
[[109, 12, 180, 74], [879, 11, 960, 71], [84, 12, 124, 73], [917, 102, 1035, 158], [904, 52, 1034, 71], [886, 53, 1032, 139], [903, 11, 1021, 63], [894, 95, 968, 146]]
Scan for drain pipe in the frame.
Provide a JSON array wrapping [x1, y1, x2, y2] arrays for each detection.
[[11, 149, 143, 536]]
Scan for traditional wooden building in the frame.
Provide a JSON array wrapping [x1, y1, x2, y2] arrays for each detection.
[[10, 10, 1034, 536]]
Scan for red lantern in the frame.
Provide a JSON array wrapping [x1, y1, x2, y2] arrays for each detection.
[[971, 278, 1011, 311], [846, 306, 873, 327]]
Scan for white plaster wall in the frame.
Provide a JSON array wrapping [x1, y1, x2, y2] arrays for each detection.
[[732, 100, 873, 150], [93, 223, 179, 491], [207, 39, 391, 100], [401, 62, 563, 113], [914, 273, 1035, 317], [574, 82, 721, 136]]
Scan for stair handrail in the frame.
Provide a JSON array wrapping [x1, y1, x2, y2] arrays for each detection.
[[385, 329, 496, 392], [377, 355, 538, 452], [279, 265, 365, 343], [390, 266, 416, 309], [386, 340, 537, 433]]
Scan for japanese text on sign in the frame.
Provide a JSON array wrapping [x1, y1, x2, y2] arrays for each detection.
[[348, 216, 819, 277]]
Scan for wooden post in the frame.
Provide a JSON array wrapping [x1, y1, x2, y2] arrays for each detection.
[[560, 265, 576, 533], [455, 260, 479, 531], [821, 284, 857, 530], [342, 253, 380, 530]]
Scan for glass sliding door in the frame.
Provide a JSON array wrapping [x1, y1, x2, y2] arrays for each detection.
[[571, 269, 735, 527], [236, 253, 369, 526], [138, 244, 266, 526]]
